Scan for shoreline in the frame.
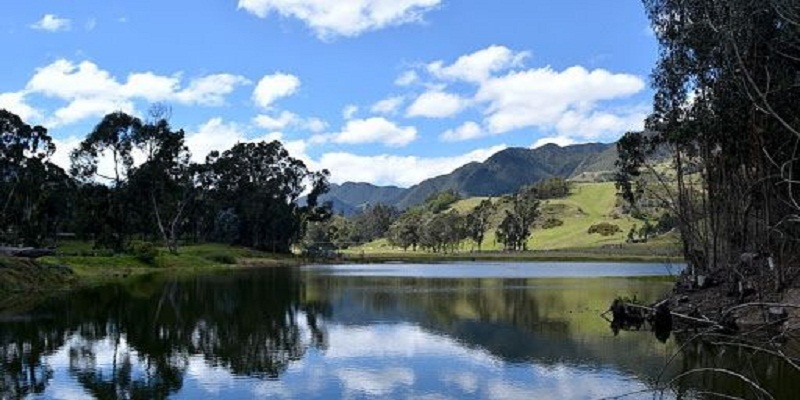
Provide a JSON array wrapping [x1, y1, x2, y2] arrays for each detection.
[[0, 245, 684, 311]]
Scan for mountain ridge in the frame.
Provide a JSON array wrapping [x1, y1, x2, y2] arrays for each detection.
[[319, 141, 619, 214]]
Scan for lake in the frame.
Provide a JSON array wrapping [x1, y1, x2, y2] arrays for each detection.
[[0, 261, 795, 399]]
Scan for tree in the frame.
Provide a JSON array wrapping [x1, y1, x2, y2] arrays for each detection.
[[70, 112, 142, 251], [350, 204, 399, 243], [128, 107, 193, 254], [495, 188, 540, 251], [388, 209, 423, 251], [205, 141, 329, 252], [618, 0, 800, 288], [0, 110, 69, 246], [419, 210, 465, 253], [465, 199, 494, 251]]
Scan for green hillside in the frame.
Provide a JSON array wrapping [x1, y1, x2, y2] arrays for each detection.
[[348, 182, 680, 257]]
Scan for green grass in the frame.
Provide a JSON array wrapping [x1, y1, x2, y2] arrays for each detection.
[[37, 241, 302, 284], [348, 182, 682, 260]]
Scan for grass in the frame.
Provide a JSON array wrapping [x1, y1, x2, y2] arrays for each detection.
[[347, 182, 682, 261], [36, 241, 302, 285]]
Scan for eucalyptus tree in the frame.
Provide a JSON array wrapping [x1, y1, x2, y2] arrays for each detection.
[[205, 141, 330, 253], [495, 188, 540, 251], [618, 0, 800, 284], [466, 199, 495, 251], [0, 109, 69, 246], [70, 112, 142, 251], [128, 109, 193, 254]]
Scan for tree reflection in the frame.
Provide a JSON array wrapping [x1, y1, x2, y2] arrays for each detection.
[[0, 267, 330, 398], [0, 320, 65, 399]]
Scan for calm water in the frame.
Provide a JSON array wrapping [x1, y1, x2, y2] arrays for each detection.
[[0, 262, 795, 399]]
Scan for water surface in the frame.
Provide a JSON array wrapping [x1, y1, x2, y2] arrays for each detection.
[[1, 261, 792, 399]]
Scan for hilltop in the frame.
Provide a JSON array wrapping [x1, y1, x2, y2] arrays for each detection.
[[319, 142, 619, 214], [347, 182, 681, 259]]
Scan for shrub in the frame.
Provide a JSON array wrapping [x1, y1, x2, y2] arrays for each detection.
[[131, 241, 159, 265], [587, 222, 623, 236], [542, 218, 564, 229]]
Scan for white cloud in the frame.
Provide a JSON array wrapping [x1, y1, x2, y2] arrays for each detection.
[[50, 136, 83, 171], [253, 111, 300, 130], [0, 92, 42, 122], [554, 108, 647, 140], [428, 45, 528, 83], [371, 96, 404, 115], [185, 118, 311, 164], [19, 59, 249, 126], [252, 72, 300, 108], [237, 0, 442, 40], [53, 97, 135, 126], [31, 14, 72, 32], [475, 66, 645, 134], [304, 117, 328, 133], [176, 74, 250, 106], [317, 144, 507, 187], [342, 104, 359, 120], [120, 72, 181, 101], [395, 70, 419, 86], [320, 117, 417, 147], [440, 121, 484, 142], [406, 91, 467, 118], [185, 118, 248, 162]]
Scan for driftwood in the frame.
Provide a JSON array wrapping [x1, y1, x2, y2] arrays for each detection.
[[0, 246, 55, 259]]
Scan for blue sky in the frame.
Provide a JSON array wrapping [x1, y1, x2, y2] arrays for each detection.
[[0, 1, 658, 187]]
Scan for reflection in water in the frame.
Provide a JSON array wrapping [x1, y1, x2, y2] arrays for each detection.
[[0, 263, 796, 399]]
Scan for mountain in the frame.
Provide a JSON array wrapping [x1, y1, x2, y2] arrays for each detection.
[[318, 142, 618, 214], [318, 182, 406, 216]]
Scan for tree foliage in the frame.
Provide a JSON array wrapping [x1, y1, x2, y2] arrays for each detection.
[[0, 108, 329, 254], [618, 0, 800, 285], [0, 110, 69, 246]]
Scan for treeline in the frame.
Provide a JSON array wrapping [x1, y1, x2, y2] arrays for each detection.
[[617, 0, 800, 290], [304, 178, 573, 253], [0, 108, 330, 254]]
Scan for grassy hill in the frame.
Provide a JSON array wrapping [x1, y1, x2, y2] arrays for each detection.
[[348, 182, 681, 259]]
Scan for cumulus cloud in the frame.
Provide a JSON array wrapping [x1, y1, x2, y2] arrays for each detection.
[[395, 70, 420, 86], [392, 45, 647, 143], [342, 104, 359, 120], [31, 14, 72, 32], [18, 59, 249, 126], [185, 118, 249, 162], [554, 107, 647, 140], [252, 73, 301, 108], [317, 144, 507, 187], [0, 92, 42, 122], [184, 118, 310, 164], [406, 91, 468, 118], [253, 110, 300, 130], [237, 0, 442, 40], [371, 96, 405, 115], [475, 66, 645, 135], [317, 117, 417, 147], [440, 121, 484, 142], [427, 45, 528, 83]]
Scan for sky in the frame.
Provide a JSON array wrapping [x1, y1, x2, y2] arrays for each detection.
[[0, 0, 658, 188]]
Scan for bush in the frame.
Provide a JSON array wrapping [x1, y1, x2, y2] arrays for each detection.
[[131, 241, 159, 265], [542, 218, 564, 229], [587, 222, 623, 236]]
